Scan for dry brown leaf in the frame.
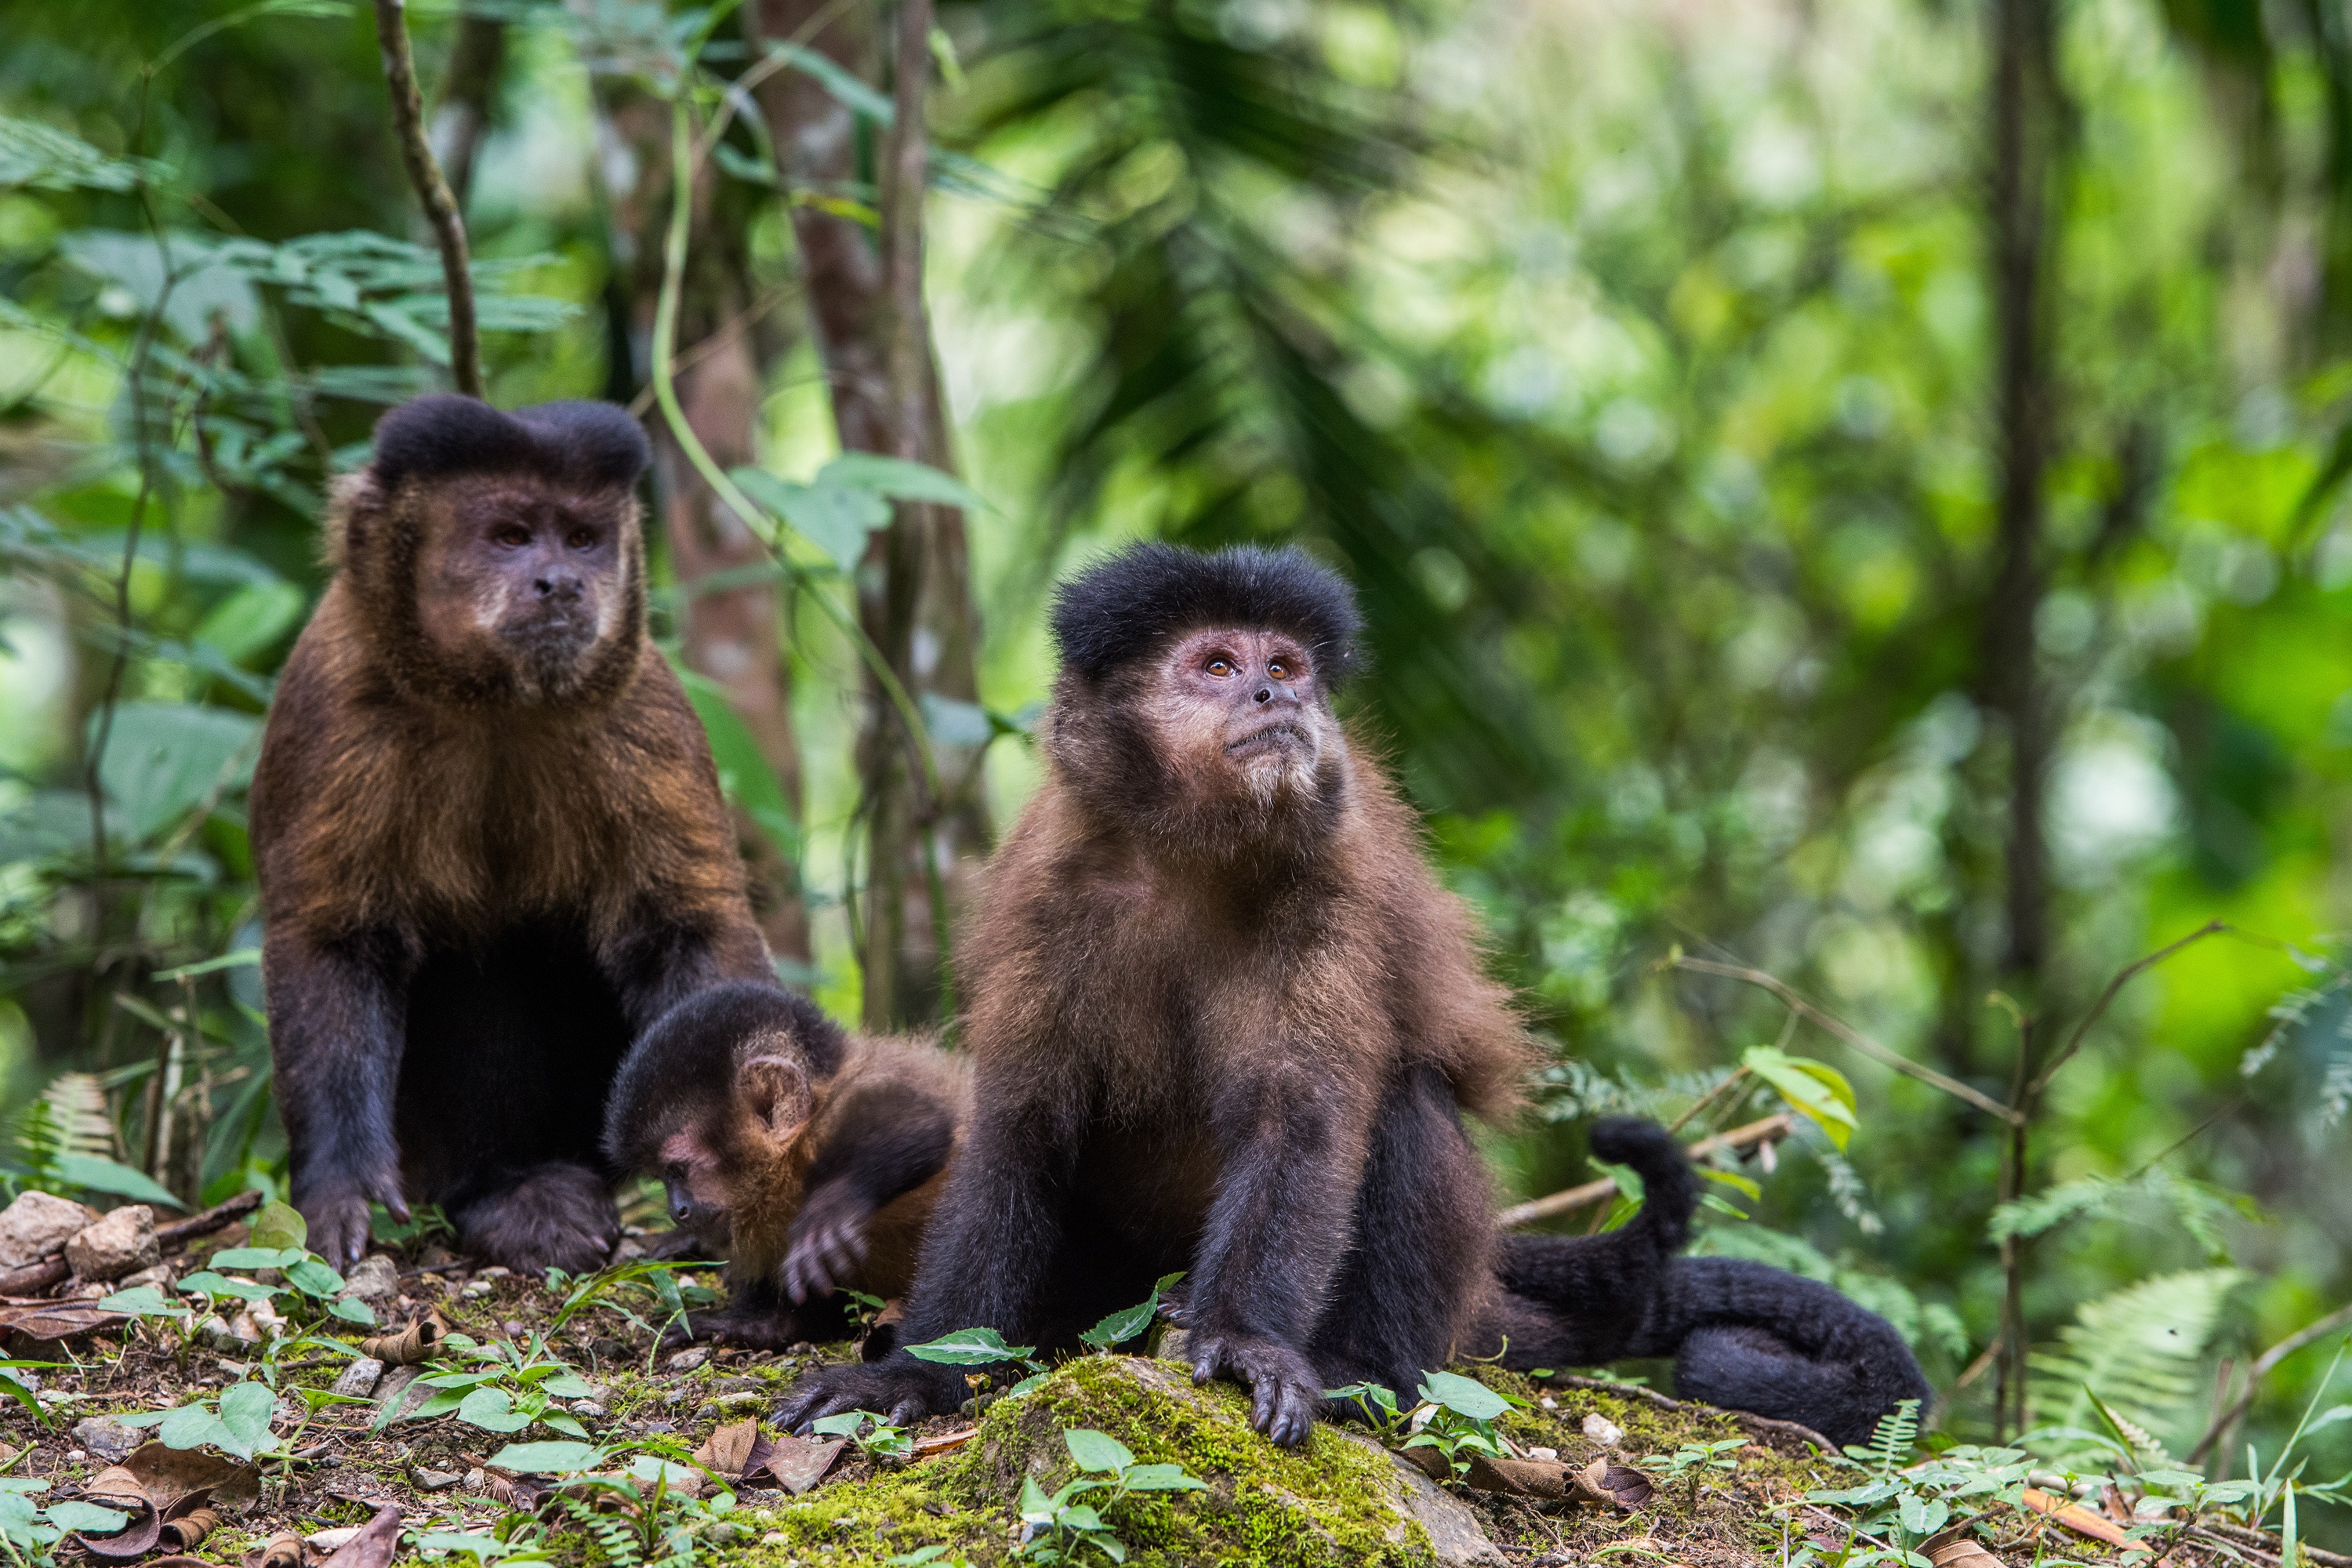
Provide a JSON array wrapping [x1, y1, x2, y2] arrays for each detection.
[[2020, 1488, 2139, 1550], [320, 1504, 401, 1568], [144, 1556, 223, 1568], [753, 1432, 845, 1495], [0, 1301, 129, 1342], [691, 1418, 759, 1479], [125, 1440, 263, 1506], [247, 1530, 306, 1568], [74, 1465, 160, 1559], [1924, 1526, 2003, 1568], [1581, 1458, 1655, 1509], [1461, 1454, 1570, 1497], [358, 1316, 442, 1366], [165, 1507, 222, 1550], [912, 1426, 977, 1459]]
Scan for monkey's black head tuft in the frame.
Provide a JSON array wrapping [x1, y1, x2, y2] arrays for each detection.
[[367, 394, 652, 492], [602, 982, 848, 1172], [1050, 543, 1363, 690]]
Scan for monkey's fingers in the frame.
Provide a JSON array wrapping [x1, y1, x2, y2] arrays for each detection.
[[782, 1221, 867, 1304]]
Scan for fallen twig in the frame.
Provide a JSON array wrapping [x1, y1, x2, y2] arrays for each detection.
[[1497, 1114, 1798, 1229]]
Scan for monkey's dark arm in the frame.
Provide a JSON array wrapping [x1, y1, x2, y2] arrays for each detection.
[[775, 1084, 1080, 1432], [598, 894, 774, 1035], [264, 924, 416, 1270], [782, 1083, 957, 1304], [1185, 1065, 1369, 1446]]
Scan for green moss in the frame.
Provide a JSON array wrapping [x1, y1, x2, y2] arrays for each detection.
[[726, 1357, 1436, 1568]]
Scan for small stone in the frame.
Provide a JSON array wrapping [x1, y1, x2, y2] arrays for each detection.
[[570, 1401, 606, 1418], [665, 1347, 709, 1373], [64, 1206, 158, 1283], [1526, 1446, 1559, 1462], [1538, 1396, 1558, 1410], [413, 1468, 462, 1491], [0, 1192, 100, 1269], [332, 1357, 385, 1399], [464, 1468, 486, 1491], [416, 1243, 457, 1269], [475, 1266, 511, 1280], [760, 1534, 786, 1547], [71, 1417, 138, 1465], [117, 1262, 172, 1291], [1581, 1412, 1623, 1448], [307, 1527, 361, 1551], [341, 1254, 399, 1305], [197, 1316, 256, 1355], [502, 1320, 525, 1338]]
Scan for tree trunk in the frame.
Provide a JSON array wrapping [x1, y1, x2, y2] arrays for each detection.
[[597, 90, 813, 964], [746, 0, 992, 1029], [1984, 0, 2062, 1443]]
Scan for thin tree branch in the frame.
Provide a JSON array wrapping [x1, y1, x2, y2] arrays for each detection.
[[1494, 1112, 1796, 1229], [372, 0, 481, 397], [1672, 956, 2025, 1124], [2187, 1302, 2352, 1465], [2026, 920, 2227, 1098]]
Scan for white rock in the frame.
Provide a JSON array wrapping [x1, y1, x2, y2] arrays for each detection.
[[1582, 1412, 1624, 1448], [665, 1347, 710, 1373], [341, 1254, 399, 1305], [307, 1527, 361, 1551], [0, 1192, 100, 1269], [64, 1206, 158, 1283]]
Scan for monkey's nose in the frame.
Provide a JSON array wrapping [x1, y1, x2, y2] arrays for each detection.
[[534, 573, 584, 601], [1254, 686, 1273, 705]]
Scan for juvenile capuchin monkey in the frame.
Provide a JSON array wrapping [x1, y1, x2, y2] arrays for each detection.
[[775, 543, 1928, 1448], [602, 982, 970, 1350], [250, 395, 774, 1273]]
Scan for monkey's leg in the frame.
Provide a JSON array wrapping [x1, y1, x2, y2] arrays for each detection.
[[1185, 1069, 1371, 1448], [775, 1092, 1079, 1434], [782, 1081, 957, 1304], [1307, 1065, 1492, 1407], [448, 1162, 619, 1275], [266, 926, 416, 1270]]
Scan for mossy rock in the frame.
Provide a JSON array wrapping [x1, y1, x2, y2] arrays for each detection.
[[734, 1356, 1500, 1566]]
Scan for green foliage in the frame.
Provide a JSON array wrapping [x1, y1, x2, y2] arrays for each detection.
[[1014, 1428, 1207, 1564], [812, 1410, 916, 1465], [389, 1330, 595, 1439], [2027, 1269, 2245, 1455], [121, 1378, 283, 1461], [0, 1476, 132, 1568], [1076, 1272, 1184, 1353]]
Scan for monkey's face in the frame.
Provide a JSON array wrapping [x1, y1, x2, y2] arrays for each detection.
[[1149, 626, 1335, 806], [413, 477, 633, 701], [659, 1128, 735, 1247]]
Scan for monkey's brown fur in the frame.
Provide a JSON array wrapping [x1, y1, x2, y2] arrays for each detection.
[[252, 396, 770, 1272], [604, 982, 970, 1349]]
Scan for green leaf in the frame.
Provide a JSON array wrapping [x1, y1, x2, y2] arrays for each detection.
[[100, 1286, 187, 1317], [192, 579, 307, 666], [1418, 1370, 1511, 1421], [758, 42, 898, 124], [731, 466, 888, 568], [0, 1374, 42, 1428], [1120, 1464, 1208, 1492], [85, 703, 262, 844], [248, 1201, 308, 1252], [178, 1272, 276, 1302], [1018, 1473, 1056, 1524], [485, 1440, 608, 1475], [905, 1327, 1036, 1364], [543, 1414, 589, 1439], [53, 1154, 186, 1210], [410, 1532, 522, 1563], [0, 115, 161, 191], [330, 1297, 378, 1326], [218, 1381, 278, 1451], [1742, 1046, 1858, 1149], [676, 667, 802, 862], [43, 1501, 129, 1534], [1063, 1428, 1134, 1473], [541, 1373, 593, 1398], [1700, 1167, 1763, 1200], [157, 1403, 234, 1455], [817, 452, 989, 512], [285, 1258, 344, 1297], [211, 1247, 305, 1271], [459, 1388, 532, 1432]]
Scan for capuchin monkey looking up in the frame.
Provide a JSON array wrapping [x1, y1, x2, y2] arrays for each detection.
[[775, 543, 1929, 1447]]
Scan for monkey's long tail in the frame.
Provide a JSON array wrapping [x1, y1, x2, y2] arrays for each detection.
[[1486, 1116, 1699, 1361]]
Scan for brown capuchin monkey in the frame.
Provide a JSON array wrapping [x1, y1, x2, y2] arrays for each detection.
[[603, 982, 971, 1350], [249, 395, 773, 1273], [775, 543, 1929, 1448]]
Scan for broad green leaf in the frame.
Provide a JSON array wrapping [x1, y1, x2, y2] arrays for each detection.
[[248, 1201, 308, 1252], [1063, 1428, 1134, 1473], [193, 580, 306, 665], [543, 1414, 590, 1439], [1700, 1167, 1763, 1200], [410, 1532, 521, 1563], [541, 1373, 593, 1398], [285, 1258, 344, 1297], [818, 452, 989, 512], [43, 1501, 129, 1533], [1120, 1464, 1207, 1492], [218, 1382, 278, 1451], [178, 1272, 276, 1302], [85, 702, 261, 844], [904, 1327, 1036, 1365], [157, 1403, 234, 1454], [330, 1297, 377, 1325], [485, 1440, 608, 1474], [731, 466, 887, 568], [1743, 1046, 1858, 1149], [676, 667, 802, 862], [0, 1374, 41, 1427], [811, 1411, 873, 1438], [1417, 1370, 1510, 1421], [100, 1286, 186, 1317], [458, 1388, 532, 1432], [53, 1154, 186, 1210], [0, 115, 156, 191], [918, 694, 998, 750], [1018, 1473, 1056, 1524], [211, 1247, 305, 1271]]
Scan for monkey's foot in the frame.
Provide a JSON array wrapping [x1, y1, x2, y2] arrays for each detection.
[[1186, 1330, 1321, 1447], [774, 1359, 961, 1434], [296, 1174, 410, 1272], [665, 1307, 806, 1352], [455, 1163, 619, 1275]]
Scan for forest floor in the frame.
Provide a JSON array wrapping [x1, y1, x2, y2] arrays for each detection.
[[0, 1202, 2293, 1568]]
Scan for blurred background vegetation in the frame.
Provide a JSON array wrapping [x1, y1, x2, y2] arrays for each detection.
[[5, 0, 2352, 1512]]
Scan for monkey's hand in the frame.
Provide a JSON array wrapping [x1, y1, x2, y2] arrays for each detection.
[[1186, 1330, 1322, 1447], [782, 1183, 874, 1303], [299, 1175, 409, 1272], [774, 1359, 961, 1435]]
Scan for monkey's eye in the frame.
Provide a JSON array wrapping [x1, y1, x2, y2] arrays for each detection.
[[1205, 657, 1233, 678], [1268, 660, 1289, 680], [493, 524, 532, 548], [566, 528, 598, 550]]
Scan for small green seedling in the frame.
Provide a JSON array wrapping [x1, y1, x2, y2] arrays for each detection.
[[1016, 1428, 1207, 1564], [812, 1409, 915, 1465]]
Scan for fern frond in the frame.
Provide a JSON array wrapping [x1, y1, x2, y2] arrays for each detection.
[[40, 1073, 114, 1160], [1856, 1399, 1920, 1475], [2028, 1269, 2242, 1452]]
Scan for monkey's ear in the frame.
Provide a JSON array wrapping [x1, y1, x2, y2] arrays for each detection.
[[739, 1054, 813, 1138]]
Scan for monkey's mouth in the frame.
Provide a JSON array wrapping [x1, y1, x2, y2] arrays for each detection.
[[1225, 721, 1305, 760], [502, 608, 600, 664]]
